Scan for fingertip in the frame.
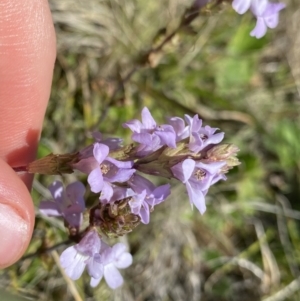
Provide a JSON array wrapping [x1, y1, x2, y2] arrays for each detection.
[[0, 159, 34, 268]]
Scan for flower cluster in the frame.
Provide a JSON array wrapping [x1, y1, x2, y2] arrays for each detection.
[[60, 230, 132, 289], [232, 0, 286, 38], [38, 107, 239, 289]]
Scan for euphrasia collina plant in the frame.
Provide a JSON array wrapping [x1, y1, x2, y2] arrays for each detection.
[[17, 107, 240, 289]]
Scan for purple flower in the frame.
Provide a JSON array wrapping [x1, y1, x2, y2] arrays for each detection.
[[168, 116, 189, 142], [184, 114, 224, 153], [90, 243, 132, 289], [60, 230, 103, 280], [250, 2, 286, 38], [123, 107, 176, 155], [232, 0, 268, 15], [75, 143, 135, 202], [171, 159, 226, 214], [39, 181, 85, 227], [127, 174, 171, 224]]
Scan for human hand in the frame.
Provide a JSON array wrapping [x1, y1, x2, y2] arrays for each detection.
[[0, 0, 56, 268]]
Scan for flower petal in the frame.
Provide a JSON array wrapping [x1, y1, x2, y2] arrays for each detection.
[[87, 254, 104, 279], [250, 17, 267, 39], [90, 276, 103, 287], [171, 159, 195, 183], [104, 264, 124, 289], [100, 182, 114, 202], [155, 125, 176, 148], [66, 181, 86, 208], [88, 168, 104, 193], [39, 201, 61, 216], [139, 203, 150, 224], [141, 107, 156, 129], [60, 246, 87, 280], [93, 143, 109, 164], [232, 0, 251, 14], [185, 181, 206, 214], [122, 119, 143, 132], [48, 181, 64, 203]]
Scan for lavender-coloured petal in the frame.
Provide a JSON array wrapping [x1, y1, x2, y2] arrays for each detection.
[[88, 168, 104, 193], [171, 159, 195, 183], [250, 18, 267, 38], [210, 173, 227, 186], [102, 138, 123, 150], [63, 204, 84, 215], [64, 212, 82, 228], [100, 241, 111, 255], [132, 132, 155, 146], [92, 131, 124, 150], [87, 254, 104, 279], [78, 144, 94, 159], [123, 119, 143, 132], [60, 246, 87, 280], [250, 0, 268, 16], [189, 133, 204, 153], [73, 157, 99, 174], [63, 204, 84, 227], [264, 13, 279, 29], [202, 125, 218, 135], [129, 190, 147, 211], [185, 181, 206, 214], [104, 264, 124, 289], [189, 172, 213, 192], [39, 201, 61, 216], [108, 186, 135, 203], [190, 115, 203, 133], [90, 276, 103, 288], [184, 114, 193, 126], [206, 132, 224, 145], [148, 184, 171, 207], [76, 230, 101, 256], [155, 124, 176, 148], [141, 107, 156, 129], [135, 143, 161, 157], [100, 182, 114, 202], [195, 161, 226, 175], [168, 116, 189, 141], [114, 253, 132, 269], [263, 3, 286, 28], [139, 204, 150, 224], [48, 181, 64, 203], [129, 174, 155, 194], [105, 157, 133, 169], [106, 168, 136, 183], [93, 143, 109, 164], [66, 181, 86, 207], [112, 243, 126, 257], [232, 0, 251, 14], [112, 243, 133, 269]]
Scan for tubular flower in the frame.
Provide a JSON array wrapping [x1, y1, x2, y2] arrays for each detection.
[[171, 159, 226, 214], [39, 181, 85, 228]]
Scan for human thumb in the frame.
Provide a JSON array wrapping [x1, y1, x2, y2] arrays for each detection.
[[0, 159, 34, 268]]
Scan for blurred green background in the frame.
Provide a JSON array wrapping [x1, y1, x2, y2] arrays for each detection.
[[1, 0, 300, 300]]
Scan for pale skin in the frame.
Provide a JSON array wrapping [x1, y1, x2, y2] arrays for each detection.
[[0, 0, 56, 268]]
